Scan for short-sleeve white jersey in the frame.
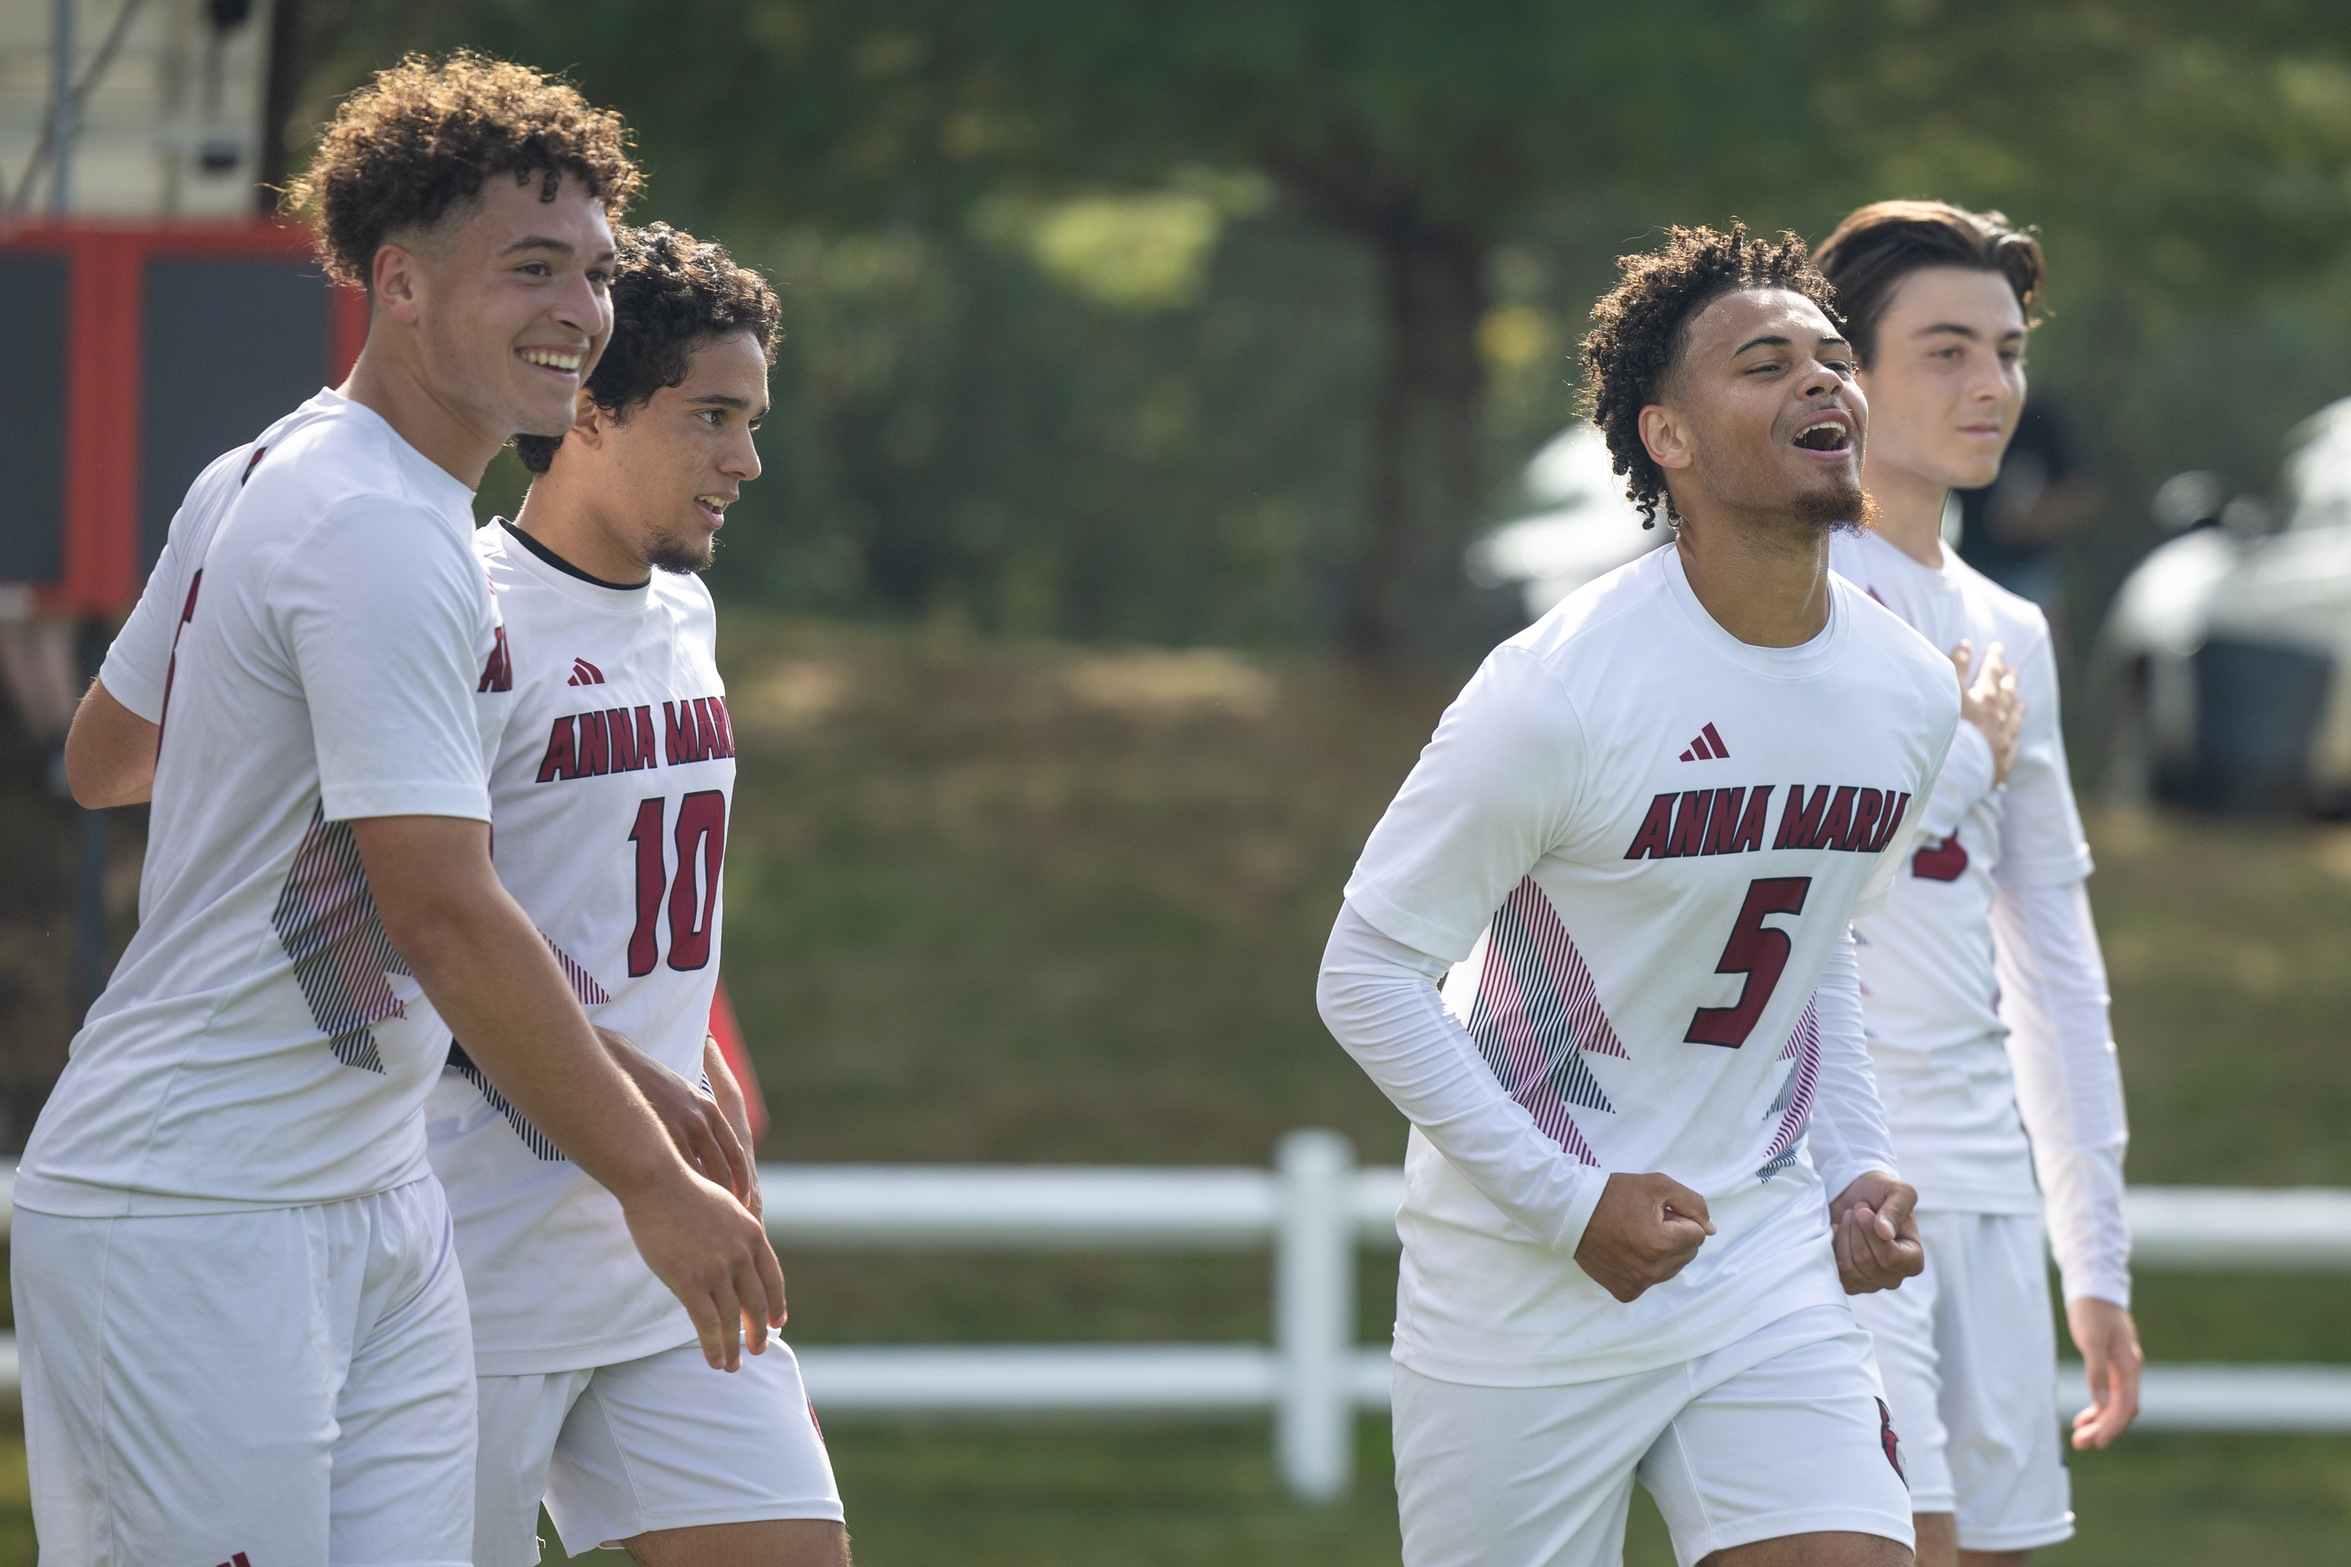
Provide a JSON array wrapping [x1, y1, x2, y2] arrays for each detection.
[[1828, 529, 2094, 1212], [17, 390, 507, 1217], [425, 520, 737, 1375], [1344, 542, 1959, 1385]]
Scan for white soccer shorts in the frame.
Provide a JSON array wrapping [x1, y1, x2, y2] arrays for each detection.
[[474, 1336, 844, 1565], [1391, 1304, 1913, 1567], [12, 1178, 478, 1567], [1850, 1209, 2073, 1552]]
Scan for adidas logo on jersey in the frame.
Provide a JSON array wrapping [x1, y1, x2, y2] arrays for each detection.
[[1678, 723, 1729, 762], [567, 657, 606, 687]]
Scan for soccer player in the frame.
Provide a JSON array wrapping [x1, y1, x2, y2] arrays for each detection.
[[438, 222, 848, 1566], [1318, 224, 1958, 1567], [1813, 201, 2139, 1567], [31, 56, 781, 1562]]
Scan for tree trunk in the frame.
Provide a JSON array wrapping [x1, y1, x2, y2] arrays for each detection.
[[257, 0, 306, 212], [1349, 218, 1488, 661]]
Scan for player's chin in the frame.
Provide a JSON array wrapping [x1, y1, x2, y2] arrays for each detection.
[[1789, 469, 1869, 533]]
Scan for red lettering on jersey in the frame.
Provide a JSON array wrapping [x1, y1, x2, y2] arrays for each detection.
[[1624, 793, 1676, 860], [692, 697, 722, 759], [605, 707, 640, 771], [1722, 785, 1772, 854], [1912, 827, 1967, 880], [664, 701, 704, 764], [1774, 784, 1829, 849], [1666, 790, 1712, 858], [1700, 787, 1747, 855], [709, 696, 737, 757], [535, 716, 579, 783], [1812, 785, 1857, 851], [1876, 791, 1912, 853], [631, 705, 657, 769], [477, 624, 513, 693], [1848, 788, 1883, 852], [579, 709, 610, 776]]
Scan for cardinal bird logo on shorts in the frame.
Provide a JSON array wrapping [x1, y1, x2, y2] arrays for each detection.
[[1877, 1397, 1907, 1484]]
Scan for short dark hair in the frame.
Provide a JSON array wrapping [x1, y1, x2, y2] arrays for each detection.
[[285, 51, 641, 288], [1811, 200, 2043, 366], [513, 222, 783, 475], [1579, 223, 1836, 528]]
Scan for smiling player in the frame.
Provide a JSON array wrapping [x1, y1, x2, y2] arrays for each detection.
[[1318, 225, 1956, 1567], [31, 56, 782, 1563], [1815, 200, 2138, 1567], [437, 222, 848, 1567]]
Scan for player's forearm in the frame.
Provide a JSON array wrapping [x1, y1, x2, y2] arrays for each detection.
[[1317, 902, 1606, 1254], [1804, 928, 1900, 1201], [1994, 878, 2132, 1304], [63, 679, 159, 808], [704, 1035, 755, 1149]]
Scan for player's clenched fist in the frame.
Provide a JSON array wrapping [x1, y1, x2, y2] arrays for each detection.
[[1574, 1172, 1716, 1302], [1830, 1170, 1925, 1294]]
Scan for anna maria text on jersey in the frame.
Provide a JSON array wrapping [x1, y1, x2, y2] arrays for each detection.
[[532, 696, 738, 784], [1622, 783, 1915, 861]]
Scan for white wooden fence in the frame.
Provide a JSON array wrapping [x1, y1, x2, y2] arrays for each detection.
[[5, 1139, 2351, 1500]]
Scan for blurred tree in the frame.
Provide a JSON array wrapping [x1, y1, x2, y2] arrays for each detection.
[[303, 0, 2351, 658]]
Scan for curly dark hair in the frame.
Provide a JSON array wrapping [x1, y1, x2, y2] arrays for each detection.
[[284, 51, 641, 288], [1579, 223, 1838, 528], [1811, 199, 2043, 366], [513, 222, 783, 475]]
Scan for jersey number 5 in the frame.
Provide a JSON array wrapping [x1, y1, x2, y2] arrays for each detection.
[[627, 791, 727, 976], [1685, 876, 1811, 1048]]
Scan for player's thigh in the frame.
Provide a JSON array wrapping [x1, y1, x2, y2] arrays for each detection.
[[13, 1206, 348, 1566], [1934, 1214, 2072, 1554], [1392, 1360, 1676, 1567], [624, 1518, 851, 1567], [473, 1369, 595, 1567], [1849, 1214, 1955, 1516], [541, 1338, 844, 1559], [1641, 1306, 1914, 1567], [327, 1179, 481, 1566]]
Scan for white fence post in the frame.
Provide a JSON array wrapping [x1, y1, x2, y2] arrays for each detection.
[[1274, 1128, 1355, 1501]]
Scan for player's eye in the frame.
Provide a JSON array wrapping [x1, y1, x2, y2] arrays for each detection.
[[518, 262, 550, 277]]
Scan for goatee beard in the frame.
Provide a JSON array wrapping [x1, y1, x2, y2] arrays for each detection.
[[1792, 481, 1871, 535], [647, 530, 718, 575]]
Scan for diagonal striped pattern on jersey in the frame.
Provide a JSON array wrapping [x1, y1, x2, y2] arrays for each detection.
[[1464, 877, 1628, 1167], [447, 1038, 565, 1161], [1756, 998, 1822, 1181], [271, 806, 407, 1073], [544, 935, 610, 1006]]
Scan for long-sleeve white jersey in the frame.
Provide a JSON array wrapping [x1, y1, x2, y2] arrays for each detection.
[[1829, 529, 2130, 1306], [1322, 543, 1956, 1386]]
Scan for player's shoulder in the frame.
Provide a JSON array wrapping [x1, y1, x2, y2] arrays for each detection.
[[1831, 571, 1960, 700], [1944, 551, 2054, 659], [1509, 542, 1676, 668], [243, 393, 465, 530]]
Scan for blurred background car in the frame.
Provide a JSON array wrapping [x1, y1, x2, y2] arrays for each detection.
[[2097, 399, 2351, 816]]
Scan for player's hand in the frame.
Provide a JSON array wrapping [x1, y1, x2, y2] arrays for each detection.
[[1951, 640, 2024, 783], [619, 1168, 787, 1372], [1830, 1171, 1924, 1293], [598, 1027, 755, 1205], [1574, 1172, 1715, 1302], [2066, 1296, 2144, 1449]]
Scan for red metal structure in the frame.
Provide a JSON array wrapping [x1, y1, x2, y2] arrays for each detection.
[[0, 221, 367, 615]]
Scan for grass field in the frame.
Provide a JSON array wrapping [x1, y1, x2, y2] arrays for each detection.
[[7, 614, 2351, 1562]]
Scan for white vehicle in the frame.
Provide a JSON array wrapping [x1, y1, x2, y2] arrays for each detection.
[[2097, 398, 2351, 813], [1465, 425, 1668, 620]]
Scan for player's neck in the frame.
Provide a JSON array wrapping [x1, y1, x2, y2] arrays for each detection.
[[1672, 506, 1834, 649], [1859, 457, 1947, 570], [338, 337, 506, 491], [513, 473, 654, 587]]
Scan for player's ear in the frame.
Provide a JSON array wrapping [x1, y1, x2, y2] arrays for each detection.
[[569, 395, 608, 449], [371, 242, 425, 326], [1640, 403, 1695, 473]]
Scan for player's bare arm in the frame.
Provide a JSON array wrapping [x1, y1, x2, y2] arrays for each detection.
[[62, 678, 158, 808], [1573, 1172, 1716, 1301], [2067, 1296, 2143, 1449], [704, 1035, 765, 1220], [357, 813, 785, 1369], [599, 1026, 756, 1207]]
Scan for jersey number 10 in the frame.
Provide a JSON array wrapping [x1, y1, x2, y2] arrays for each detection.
[[627, 791, 728, 977]]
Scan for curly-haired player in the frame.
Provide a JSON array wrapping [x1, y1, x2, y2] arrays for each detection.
[[1816, 200, 2139, 1567], [38, 56, 780, 1563], [432, 223, 849, 1567], [1317, 224, 1961, 1566]]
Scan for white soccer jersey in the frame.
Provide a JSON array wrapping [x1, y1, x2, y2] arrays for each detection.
[[17, 390, 505, 1217], [1342, 543, 1958, 1385], [425, 519, 739, 1375], [1827, 530, 2093, 1213]]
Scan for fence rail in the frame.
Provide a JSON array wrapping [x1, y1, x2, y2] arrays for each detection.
[[3, 1144, 2348, 1499]]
